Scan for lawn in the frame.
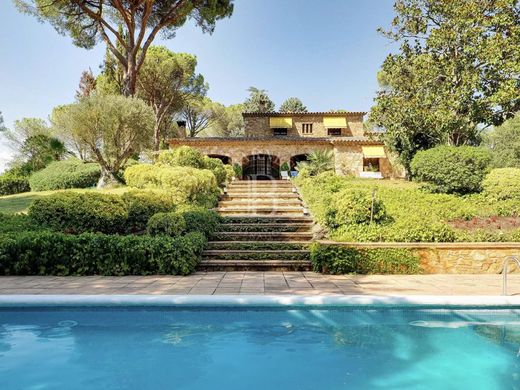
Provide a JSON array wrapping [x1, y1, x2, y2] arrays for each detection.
[[0, 187, 130, 214]]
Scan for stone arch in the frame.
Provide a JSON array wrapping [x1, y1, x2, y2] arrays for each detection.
[[290, 154, 309, 170], [242, 154, 280, 180], [207, 154, 231, 165]]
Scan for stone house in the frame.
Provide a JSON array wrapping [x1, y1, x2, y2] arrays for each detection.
[[168, 111, 399, 179]]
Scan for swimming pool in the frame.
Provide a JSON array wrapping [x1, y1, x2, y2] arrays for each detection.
[[1, 296, 519, 389]]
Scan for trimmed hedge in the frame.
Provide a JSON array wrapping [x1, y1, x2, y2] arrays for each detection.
[[124, 164, 219, 207], [0, 213, 39, 234], [410, 146, 491, 194], [179, 207, 221, 237], [29, 159, 101, 191], [157, 146, 205, 169], [28, 190, 178, 234], [0, 173, 30, 195], [326, 189, 388, 228], [310, 243, 420, 274], [0, 231, 206, 276], [147, 212, 186, 237], [482, 168, 520, 201]]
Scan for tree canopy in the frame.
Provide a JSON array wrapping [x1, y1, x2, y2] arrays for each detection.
[[137, 46, 207, 149], [279, 97, 307, 113], [484, 113, 520, 168], [370, 0, 520, 174], [16, 0, 234, 95], [52, 94, 154, 187], [243, 87, 275, 113]]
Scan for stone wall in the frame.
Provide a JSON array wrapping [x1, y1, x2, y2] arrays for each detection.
[[320, 241, 520, 274], [244, 113, 364, 137]]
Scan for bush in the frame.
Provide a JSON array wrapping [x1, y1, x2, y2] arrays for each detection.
[[122, 190, 177, 233], [203, 156, 227, 186], [310, 243, 420, 274], [233, 163, 243, 179], [0, 213, 39, 234], [0, 173, 30, 195], [326, 189, 388, 228], [224, 164, 235, 182], [410, 146, 491, 194], [124, 164, 219, 207], [28, 191, 128, 234], [482, 168, 520, 201], [157, 146, 205, 169], [0, 231, 206, 276], [178, 206, 220, 237], [147, 212, 186, 237], [28, 159, 101, 191]]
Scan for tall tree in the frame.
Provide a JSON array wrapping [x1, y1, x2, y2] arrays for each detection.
[[370, 0, 520, 174], [484, 113, 520, 168], [136, 46, 207, 150], [76, 69, 97, 100], [181, 97, 216, 137], [52, 94, 154, 187], [243, 87, 275, 113], [279, 97, 307, 113], [0, 112, 6, 133], [16, 0, 234, 96], [205, 103, 245, 137]]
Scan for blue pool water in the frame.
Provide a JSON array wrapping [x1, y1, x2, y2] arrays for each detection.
[[1, 306, 520, 389]]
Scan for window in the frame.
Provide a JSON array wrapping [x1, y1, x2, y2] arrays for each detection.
[[363, 158, 380, 172], [328, 128, 342, 136], [273, 128, 288, 136], [302, 123, 313, 134]]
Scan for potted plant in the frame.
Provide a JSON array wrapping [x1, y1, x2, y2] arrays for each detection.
[[280, 161, 290, 180], [233, 163, 243, 180]]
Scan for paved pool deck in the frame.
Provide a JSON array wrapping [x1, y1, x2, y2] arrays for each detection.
[[0, 272, 518, 296]]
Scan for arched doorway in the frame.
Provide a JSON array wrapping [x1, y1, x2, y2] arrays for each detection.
[[207, 154, 231, 165], [290, 154, 308, 170], [242, 154, 280, 180]]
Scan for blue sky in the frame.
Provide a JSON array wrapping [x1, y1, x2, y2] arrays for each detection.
[[0, 0, 397, 170]]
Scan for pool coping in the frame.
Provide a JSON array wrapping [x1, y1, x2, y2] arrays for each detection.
[[1, 295, 520, 308]]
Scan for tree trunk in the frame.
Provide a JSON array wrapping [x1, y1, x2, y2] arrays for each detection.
[[153, 121, 161, 151], [97, 166, 121, 189], [122, 58, 137, 96]]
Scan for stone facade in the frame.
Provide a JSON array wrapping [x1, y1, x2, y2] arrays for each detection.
[[168, 111, 403, 179], [323, 242, 520, 274]]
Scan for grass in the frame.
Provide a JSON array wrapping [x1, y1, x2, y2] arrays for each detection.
[[0, 187, 129, 214]]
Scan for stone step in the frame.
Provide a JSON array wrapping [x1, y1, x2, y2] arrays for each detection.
[[202, 249, 310, 261], [226, 188, 296, 194], [220, 193, 301, 200], [230, 180, 293, 186], [216, 223, 314, 232], [218, 205, 304, 214], [219, 199, 303, 207], [211, 231, 314, 241], [205, 241, 309, 250], [220, 216, 313, 224], [197, 259, 312, 272]]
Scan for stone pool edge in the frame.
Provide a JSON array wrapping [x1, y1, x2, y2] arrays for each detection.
[[1, 295, 520, 308]]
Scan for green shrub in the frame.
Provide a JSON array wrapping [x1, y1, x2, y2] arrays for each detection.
[[0, 213, 39, 234], [0, 231, 206, 276], [147, 212, 186, 237], [121, 190, 177, 233], [411, 146, 491, 194], [326, 189, 388, 228], [482, 168, 520, 201], [280, 161, 290, 171], [203, 156, 227, 186], [310, 243, 420, 274], [28, 159, 101, 191], [124, 164, 219, 207], [0, 173, 30, 195], [28, 191, 128, 234], [233, 163, 243, 179], [224, 164, 235, 182], [157, 146, 205, 168], [178, 207, 220, 237]]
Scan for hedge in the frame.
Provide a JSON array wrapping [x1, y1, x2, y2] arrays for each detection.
[[310, 243, 420, 274], [124, 164, 219, 207], [28, 190, 177, 234], [0, 173, 30, 195], [147, 212, 186, 237], [482, 168, 520, 201], [0, 231, 206, 276], [29, 159, 101, 191], [410, 146, 491, 194]]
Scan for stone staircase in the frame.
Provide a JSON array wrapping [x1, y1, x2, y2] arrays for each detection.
[[198, 180, 314, 271]]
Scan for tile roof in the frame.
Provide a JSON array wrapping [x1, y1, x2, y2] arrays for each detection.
[[168, 136, 382, 145], [242, 111, 366, 117]]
